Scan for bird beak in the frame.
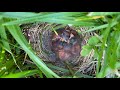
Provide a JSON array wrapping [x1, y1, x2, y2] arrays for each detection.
[[69, 33, 74, 39]]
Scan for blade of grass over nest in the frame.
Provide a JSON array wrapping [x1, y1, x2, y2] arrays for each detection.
[[82, 15, 120, 34], [1, 69, 38, 78], [34, 18, 97, 26], [37, 18, 97, 26], [6, 25, 59, 78], [75, 16, 104, 21], [82, 21, 118, 34], [1, 12, 38, 19], [88, 12, 120, 16], [3, 12, 86, 26]]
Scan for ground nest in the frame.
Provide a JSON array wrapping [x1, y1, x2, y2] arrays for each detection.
[[21, 22, 96, 77]]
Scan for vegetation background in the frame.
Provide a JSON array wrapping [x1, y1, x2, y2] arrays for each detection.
[[0, 12, 120, 78]]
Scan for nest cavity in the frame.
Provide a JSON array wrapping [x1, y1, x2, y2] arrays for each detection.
[[22, 22, 96, 77]]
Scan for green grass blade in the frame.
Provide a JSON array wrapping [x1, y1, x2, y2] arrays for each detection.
[[35, 18, 97, 26], [88, 12, 120, 16], [3, 12, 87, 26], [1, 69, 38, 78], [82, 21, 118, 33], [1, 12, 38, 19], [96, 15, 120, 78], [0, 18, 11, 51]]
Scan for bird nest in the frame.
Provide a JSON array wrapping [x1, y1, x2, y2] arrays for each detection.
[[21, 22, 96, 77]]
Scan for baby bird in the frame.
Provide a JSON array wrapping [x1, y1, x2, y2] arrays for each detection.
[[58, 42, 72, 61], [51, 27, 81, 61]]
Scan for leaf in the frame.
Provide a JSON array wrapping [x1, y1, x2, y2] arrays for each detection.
[[81, 45, 92, 56], [88, 36, 100, 46]]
